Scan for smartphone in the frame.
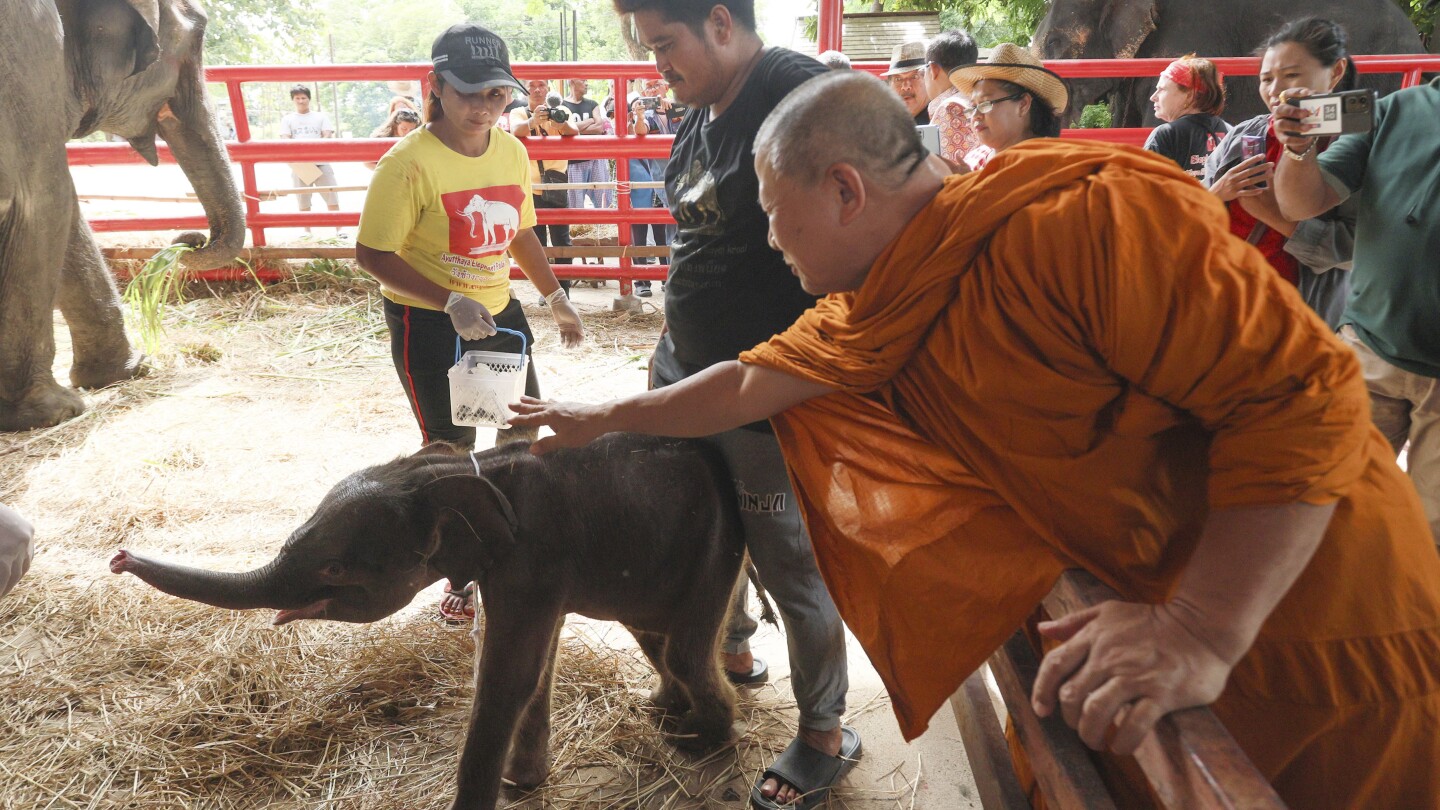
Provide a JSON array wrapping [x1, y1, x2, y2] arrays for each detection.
[[916, 125, 941, 157], [1295, 89, 1376, 136], [1240, 133, 1268, 190], [639, 96, 660, 110]]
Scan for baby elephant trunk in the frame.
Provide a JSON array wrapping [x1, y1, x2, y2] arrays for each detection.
[[109, 549, 284, 611]]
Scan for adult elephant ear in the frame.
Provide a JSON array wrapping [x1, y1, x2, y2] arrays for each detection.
[[1101, 0, 1157, 60], [121, 0, 162, 76]]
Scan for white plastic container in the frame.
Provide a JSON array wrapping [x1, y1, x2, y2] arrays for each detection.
[[447, 329, 528, 429]]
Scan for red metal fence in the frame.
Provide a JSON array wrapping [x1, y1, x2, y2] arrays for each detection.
[[69, 53, 1440, 287]]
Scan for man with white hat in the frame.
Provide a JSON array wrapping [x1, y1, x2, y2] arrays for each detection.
[[881, 40, 931, 124]]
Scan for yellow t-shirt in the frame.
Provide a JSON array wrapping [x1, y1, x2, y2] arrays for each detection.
[[358, 127, 536, 313]]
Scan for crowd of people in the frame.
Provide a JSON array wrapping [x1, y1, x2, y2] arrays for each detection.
[[488, 5, 1436, 810], [5, 3, 1435, 808]]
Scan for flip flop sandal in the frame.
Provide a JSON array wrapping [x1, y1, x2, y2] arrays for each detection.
[[750, 725, 862, 809], [438, 581, 476, 624], [726, 656, 769, 686]]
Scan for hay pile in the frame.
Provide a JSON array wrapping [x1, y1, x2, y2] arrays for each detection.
[[0, 274, 797, 809]]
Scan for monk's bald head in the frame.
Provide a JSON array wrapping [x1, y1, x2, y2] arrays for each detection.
[[755, 70, 928, 188]]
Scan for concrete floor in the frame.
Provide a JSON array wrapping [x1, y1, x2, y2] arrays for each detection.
[[741, 615, 981, 809]]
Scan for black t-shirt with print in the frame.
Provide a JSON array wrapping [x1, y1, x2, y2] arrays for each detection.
[[561, 96, 602, 124], [663, 48, 828, 369], [1143, 113, 1230, 179]]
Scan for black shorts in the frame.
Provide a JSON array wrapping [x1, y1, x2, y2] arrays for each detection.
[[382, 296, 541, 447]]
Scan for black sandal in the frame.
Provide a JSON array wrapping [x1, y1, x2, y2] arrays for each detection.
[[750, 725, 862, 809], [726, 656, 770, 686]]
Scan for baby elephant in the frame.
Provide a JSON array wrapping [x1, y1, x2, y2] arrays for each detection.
[[111, 435, 746, 810]]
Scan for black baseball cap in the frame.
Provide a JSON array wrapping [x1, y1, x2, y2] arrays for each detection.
[[431, 24, 525, 95]]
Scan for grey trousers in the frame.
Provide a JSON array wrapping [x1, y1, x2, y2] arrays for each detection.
[[652, 335, 848, 730]]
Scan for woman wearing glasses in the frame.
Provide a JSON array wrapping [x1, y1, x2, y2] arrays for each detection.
[[948, 43, 1069, 171]]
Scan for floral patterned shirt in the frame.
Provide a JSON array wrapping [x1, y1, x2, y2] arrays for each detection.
[[927, 87, 980, 164]]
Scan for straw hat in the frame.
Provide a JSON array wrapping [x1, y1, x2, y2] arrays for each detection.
[[948, 42, 1069, 115], [880, 41, 928, 77]]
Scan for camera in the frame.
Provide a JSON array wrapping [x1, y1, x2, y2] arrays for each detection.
[[542, 93, 571, 125]]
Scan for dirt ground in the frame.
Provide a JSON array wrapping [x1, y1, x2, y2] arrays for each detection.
[[0, 273, 973, 809]]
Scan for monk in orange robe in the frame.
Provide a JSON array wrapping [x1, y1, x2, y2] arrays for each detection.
[[513, 72, 1440, 808]]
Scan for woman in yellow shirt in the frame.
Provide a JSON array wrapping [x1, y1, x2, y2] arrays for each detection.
[[357, 24, 583, 453]]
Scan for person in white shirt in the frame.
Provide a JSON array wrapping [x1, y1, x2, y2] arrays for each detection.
[[279, 84, 340, 222]]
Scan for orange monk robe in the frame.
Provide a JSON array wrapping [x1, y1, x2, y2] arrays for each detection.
[[739, 140, 1440, 808]]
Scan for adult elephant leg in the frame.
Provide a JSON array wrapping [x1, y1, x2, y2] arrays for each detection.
[[0, 166, 84, 432], [59, 206, 144, 390]]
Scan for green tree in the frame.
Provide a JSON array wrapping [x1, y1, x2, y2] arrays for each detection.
[[802, 0, 1043, 48], [198, 0, 651, 136], [1395, 0, 1438, 47], [202, 0, 321, 65]]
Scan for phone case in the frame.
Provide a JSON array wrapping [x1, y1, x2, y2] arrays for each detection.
[[1296, 90, 1375, 136]]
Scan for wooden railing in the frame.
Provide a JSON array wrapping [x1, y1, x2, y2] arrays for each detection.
[[951, 570, 1286, 809]]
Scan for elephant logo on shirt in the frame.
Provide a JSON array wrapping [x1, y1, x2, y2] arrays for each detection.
[[443, 185, 525, 258], [457, 193, 520, 246]]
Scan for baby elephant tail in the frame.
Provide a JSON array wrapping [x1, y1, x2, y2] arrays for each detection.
[[745, 556, 780, 628]]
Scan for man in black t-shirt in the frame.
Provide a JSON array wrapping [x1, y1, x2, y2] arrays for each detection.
[[616, 0, 856, 806], [561, 79, 614, 210]]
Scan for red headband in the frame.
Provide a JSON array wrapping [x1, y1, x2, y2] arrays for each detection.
[[1161, 60, 1195, 90]]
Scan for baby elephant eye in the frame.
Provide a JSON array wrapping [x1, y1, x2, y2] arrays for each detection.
[[320, 561, 346, 578]]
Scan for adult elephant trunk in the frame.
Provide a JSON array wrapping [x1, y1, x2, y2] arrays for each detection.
[[110, 549, 289, 611], [155, 57, 245, 272]]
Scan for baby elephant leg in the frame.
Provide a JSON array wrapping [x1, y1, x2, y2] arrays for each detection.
[[504, 616, 563, 789], [451, 603, 562, 810], [660, 563, 740, 751], [663, 627, 737, 751], [631, 628, 689, 719]]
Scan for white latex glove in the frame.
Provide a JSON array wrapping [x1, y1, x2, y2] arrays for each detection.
[[0, 503, 35, 600], [445, 292, 497, 340], [545, 287, 584, 348]]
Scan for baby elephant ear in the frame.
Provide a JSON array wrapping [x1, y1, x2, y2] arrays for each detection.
[[419, 475, 520, 570], [121, 0, 162, 75]]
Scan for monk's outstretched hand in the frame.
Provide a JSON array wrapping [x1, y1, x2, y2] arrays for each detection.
[[508, 396, 612, 455], [1030, 601, 1232, 755]]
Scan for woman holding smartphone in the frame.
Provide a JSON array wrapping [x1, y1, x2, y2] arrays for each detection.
[[1203, 17, 1358, 328]]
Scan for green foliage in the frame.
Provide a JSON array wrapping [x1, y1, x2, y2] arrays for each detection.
[[803, 0, 1045, 48], [196, 0, 643, 136], [1395, 0, 1438, 46], [124, 246, 263, 354], [202, 0, 322, 66], [123, 245, 195, 354], [1077, 102, 1110, 129]]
